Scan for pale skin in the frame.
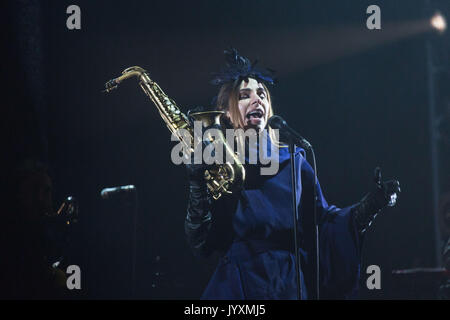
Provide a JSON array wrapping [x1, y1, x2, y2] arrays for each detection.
[[231, 78, 270, 132]]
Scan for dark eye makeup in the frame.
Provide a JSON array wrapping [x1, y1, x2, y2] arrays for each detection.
[[239, 89, 266, 100]]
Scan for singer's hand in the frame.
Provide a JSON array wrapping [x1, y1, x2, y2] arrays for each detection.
[[352, 167, 401, 233], [185, 110, 219, 188], [370, 167, 401, 210], [184, 114, 215, 223]]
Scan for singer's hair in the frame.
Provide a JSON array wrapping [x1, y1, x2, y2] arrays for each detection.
[[215, 78, 280, 146]]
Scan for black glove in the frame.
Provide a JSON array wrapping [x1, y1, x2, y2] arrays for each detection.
[[184, 149, 213, 257], [184, 110, 214, 224], [185, 161, 212, 223], [352, 167, 401, 234]]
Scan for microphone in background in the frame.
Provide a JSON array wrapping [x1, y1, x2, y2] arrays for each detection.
[[268, 115, 312, 150], [100, 185, 136, 199]]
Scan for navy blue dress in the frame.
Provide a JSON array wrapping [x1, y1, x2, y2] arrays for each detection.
[[188, 136, 363, 299]]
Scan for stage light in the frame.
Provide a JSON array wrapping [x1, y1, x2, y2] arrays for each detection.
[[430, 12, 447, 33]]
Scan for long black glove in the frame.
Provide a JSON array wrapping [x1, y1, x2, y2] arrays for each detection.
[[184, 160, 214, 257], [185, 107, 213, 224], [183, 106, 215, 255], [185, 162, 211, 223], [352, 167, 401, 234]]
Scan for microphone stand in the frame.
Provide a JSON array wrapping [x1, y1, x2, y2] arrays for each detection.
[[310, 147, 319, 300], [99, 185, 138, 298], [131, 189, 138, 299], [269, 116, 319, 299], [289, 142, 302, 300], [289, 141, 320, 300]]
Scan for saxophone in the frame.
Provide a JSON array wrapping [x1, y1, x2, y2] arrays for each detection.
[[104, 66, 245, 200]]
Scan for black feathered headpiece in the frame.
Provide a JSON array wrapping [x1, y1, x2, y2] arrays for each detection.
[[211, 48, 276, 86]]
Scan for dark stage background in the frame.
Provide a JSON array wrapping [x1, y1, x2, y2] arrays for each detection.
[[2, 0, 450, 299]]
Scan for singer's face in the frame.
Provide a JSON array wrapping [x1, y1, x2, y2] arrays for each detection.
[[238, 78, 269, 132]]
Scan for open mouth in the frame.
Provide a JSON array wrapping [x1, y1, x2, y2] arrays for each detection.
[[246, 109, 264, 120]]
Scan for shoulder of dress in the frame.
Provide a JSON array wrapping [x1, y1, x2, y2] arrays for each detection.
[[278, 144, 306, 157]]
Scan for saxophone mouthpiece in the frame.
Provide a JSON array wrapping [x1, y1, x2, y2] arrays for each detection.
[[103, 78, 119, 93]]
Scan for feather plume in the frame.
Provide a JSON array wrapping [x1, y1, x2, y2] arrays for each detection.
[[211, 48, 276, 86]]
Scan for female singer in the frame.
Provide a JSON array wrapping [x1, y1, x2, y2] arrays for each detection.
[[184, 49, 400, 299]]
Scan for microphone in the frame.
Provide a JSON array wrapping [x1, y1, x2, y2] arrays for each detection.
[[268, 115, 312, 150], [100, 185, 136, 199]]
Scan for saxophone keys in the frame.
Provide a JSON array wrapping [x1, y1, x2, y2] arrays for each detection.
[[204, 170, 212, 181]]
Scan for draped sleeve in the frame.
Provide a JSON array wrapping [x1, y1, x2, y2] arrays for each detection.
[[299, 158, 363, 299]]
